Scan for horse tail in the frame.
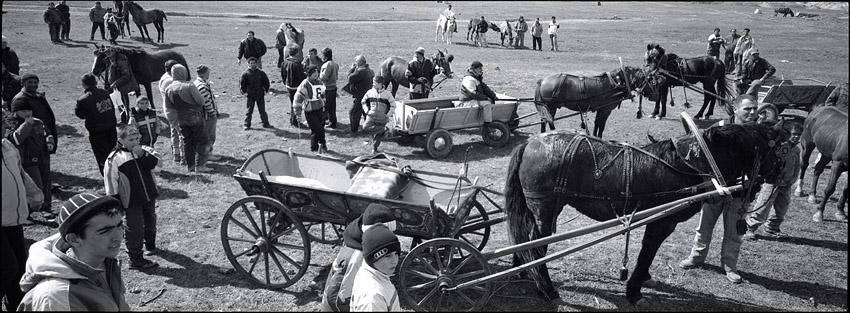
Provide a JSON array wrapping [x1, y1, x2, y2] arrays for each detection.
[[715, 64, 734, 115], [161, 10, 168, 21], [505, 141, 535, 261]]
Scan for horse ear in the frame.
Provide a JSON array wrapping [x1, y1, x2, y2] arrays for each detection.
[[447, 54, 454, 62]]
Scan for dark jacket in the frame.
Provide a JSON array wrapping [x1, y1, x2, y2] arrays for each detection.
[[2, 69, 22, 106], [741, 57, 776, 81], [104, 144, 159, 209], [5, 115, 52, 166], [347, 65, 374, 99], [75, 86, 117, 133], [43, 7, 63, 24], [11, 90, 57, 153], [280, 56, 306, 90], [130, 108, 158, 146], [237, 38, 268, 60], [240, 67, 270, 98], [476, 19, 489, 33], [406, 58, 436, 93], [460, 70, 497, 102], [56, 3, 70, 20], [106, 54, 139, 94], [2, 47, 20, 75]]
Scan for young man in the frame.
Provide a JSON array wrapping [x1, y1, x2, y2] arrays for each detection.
[[707, 27, 725, 59], [159, 60, 184, 164], [737, 49, 776, 97], [724, 29, 741, 74], [361, 76, 396, 154], [302, 48, 323, 69], [193, 65, 220, 161], [43, 2, 63, 44], [275, 23, 288, 68], [547, 16, 560, 51], [405, 47, 437, 100], [239, 57, 272, 130], [460, 61, 498, 125], [530, 17, 543, 51], [350, 224, 401, 312], [75, 73, 117, 176], [104, 124, 160, 269], [2, 36, 20, 76], [17, 193, 130, 311], [346, 55, 374, 133], [165, 64, 211, 173], [56, 0, 71, 41], [281, 48, 307, 127], [237, 31, 267, 69], [733, 28, 755, 74], [514, 16, 528, 48], [319, 48, 340, 129], [89, 1, 107, 41]]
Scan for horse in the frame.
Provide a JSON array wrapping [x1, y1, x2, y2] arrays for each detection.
[[504, 121, 788, 304], [645, 44, 734, 120], [123, 1, 167, 43], [774, 7, 795, 17], [534, 65, 663, 137], [113, 1, 133, 38], [499, 20, 514, 47], [795, 106, 848, 222], [435, 14, 457, 44], [378, 49, 454, 98], [467, 18, 501, 47], [91, 44, 188, 110]]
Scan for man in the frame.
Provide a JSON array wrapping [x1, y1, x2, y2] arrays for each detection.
[[1, 109, 44, 312], [346, 55, 374, 133], [281, 48, 307, 127], [707, 27, 725, 60], [193, 65, 220, 161], [56, 0, 71, 41], [442, 4, 456, 19], [17, 193, 130, 311], [514, 16, 528, 49], [1, 64, 22, 111], [475, 16, 489, 47], [43, 2, 64, 44], [824, 81, 848, 110], [547, 16, 559, 51], [158, 60, 184, 165], [2, 36, 20, 76], [724, 29, 741, 74], [733, 28, 754, 74], [679, 94, 760, 284], [530, 17, 543, 51], [460, 61, 498, 125], [239, 57, 272, 130], [89, 1, 107, 41], [737, 49, 776, 97], [164, 64, 211, 173], [405, 47, 437, 100], [11, 74, 57, 154], [237, 31, 268, 69], [74, 73, 117, 176], [320, 48, 340, 129]]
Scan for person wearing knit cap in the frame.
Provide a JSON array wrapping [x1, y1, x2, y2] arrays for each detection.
[[321, 203, 396, 312], [345, 54, 374, 133], [16, 193, 131, 311], [165, 63, 212, 173], [350, 224, 401, 312], [405, 47, 438, 100], [294, 64, 328, 153], [459, 60, 499, 125], [11, 73, 58, 156]]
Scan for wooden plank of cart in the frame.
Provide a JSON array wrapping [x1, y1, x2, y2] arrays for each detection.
[[221, 149, 505, 289], [755, 78, 835, 120]]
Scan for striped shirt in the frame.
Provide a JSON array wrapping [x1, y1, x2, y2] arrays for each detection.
[[193, 77, 218, 119]]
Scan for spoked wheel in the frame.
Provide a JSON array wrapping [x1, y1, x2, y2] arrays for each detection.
[[221, 196, 311, 289], [758, 103, 779, 122], [455, 201, 490, 251], [480, 121, 511, 147], [399, 238, 492, 312], [303, 220, 344, 245]]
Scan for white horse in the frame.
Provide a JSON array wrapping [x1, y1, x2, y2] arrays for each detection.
[[435, 14, 457, 44], [499, 20, 514, 47]]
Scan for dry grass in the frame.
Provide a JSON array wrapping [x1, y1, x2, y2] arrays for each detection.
[[3, 1, 847, 311]]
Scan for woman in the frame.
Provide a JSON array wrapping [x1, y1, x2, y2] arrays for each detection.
[[293, 65, 327, 153]]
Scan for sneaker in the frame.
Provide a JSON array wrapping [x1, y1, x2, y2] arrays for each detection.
[[655, 116, 662, 120], [206, 154, 222, 161], [742, 230, 758, 241], [319, 144, 328, 154], [244, 125, 251, 131], [129, 258, 159, 270], [726, 271, 742, 284], [678, 259, 703, 269], [195, 165, 214, 173], [649, 114, 657, 119], [144, 248, 159, 256], [262, 124, 274, 129], [764, 229, 788, 239]]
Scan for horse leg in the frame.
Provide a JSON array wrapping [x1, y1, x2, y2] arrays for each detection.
[[523, 197, 562, 301], [144, 83, 156, 110], [142, 25, 151, 42], [626, 219, 677, 305], [703, 81, 717, 118], [817, 162, 848, 220], [593, 108, 613, 138], [391, 82, 399, 98], [808, 155, 830, 204], [540, 104, 556, 133], [135, 23, 145, 41], [156, 22, 164, 43], [796, 141, 816, 197]]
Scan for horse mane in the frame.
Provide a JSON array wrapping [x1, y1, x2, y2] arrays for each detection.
[[125, 1, 141, 10], [109, 46, 144, 57]]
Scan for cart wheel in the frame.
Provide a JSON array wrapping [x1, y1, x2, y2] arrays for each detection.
[[425, 129, 453, 159], [758, 103, 779, 122], [304, 220, 344, 245], [221, 196, 311, 289], [480, 121, 511, 147], [399, 238, 492, 312], [455, 201, 490, 251]]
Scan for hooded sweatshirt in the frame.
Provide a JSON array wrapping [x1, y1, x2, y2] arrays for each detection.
[[17, 233, 130, 311], [165, 64, 207, 126]]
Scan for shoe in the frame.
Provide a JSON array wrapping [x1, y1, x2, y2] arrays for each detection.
[[649, 114, 657, 119], [764, 229, 788, 239], [742, 230, 757, 241], [179, 159, 187, 166], [195, 165, 214, 173], [726, 271, 742, 284], [262, 124, 274, 129], [144, 248, 159, 256], [693, 115, 703, 120], [703, 115, 712, 120], [90, 37, 95, 41], [206, 154, 222, 161], [812, 211, 824, 223], [129, 258, 159, 270], [40, 211, 56, 220], [319, 144, 328, 154], [244, 125, 251, 131], [678, 259, 703, 269], [371, 147, 379, 154], [655, 116, 662, 120], [299, 122, 309, 129]]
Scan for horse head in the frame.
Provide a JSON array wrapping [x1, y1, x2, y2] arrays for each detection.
[[489, 22, 501, 33], [622, 66, 664, 101], [432, 49, 454, 78], [91, 44, 110, 76], [703, 121, 790, 186], [644, 43, 665, 71]]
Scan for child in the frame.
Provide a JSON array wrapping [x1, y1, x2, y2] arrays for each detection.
[[129, 96, 159, 147], [361, 76, 396, 154], [744, 121, 803, 239], [5, 100, 55, 220], [104, 123, 160, 270], [350, 224, 401, 312], [103, 8, 120, 45], [321, 203, 396, 312], [294, 64, 327, 153]]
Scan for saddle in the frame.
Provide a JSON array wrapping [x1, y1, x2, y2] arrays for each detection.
[[537, 72, 627, 107]]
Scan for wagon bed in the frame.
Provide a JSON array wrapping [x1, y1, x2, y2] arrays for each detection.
[[757, 78, 835, 117]]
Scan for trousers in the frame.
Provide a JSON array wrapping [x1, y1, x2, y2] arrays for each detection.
[[685, 198, 744, 272], [124, 200, 157, 260], [747, 184, 792, 232]]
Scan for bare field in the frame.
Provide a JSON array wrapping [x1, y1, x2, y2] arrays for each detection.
[[2, 1, 847, 311]]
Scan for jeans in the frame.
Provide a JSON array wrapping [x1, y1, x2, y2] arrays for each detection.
[[60, 19, 71, 39], [685, 199, 744, 273], [362, 119, 388, 150], [0, 226, 26, 311], [461, 99, 493, 123], [305, 110, 326, 151], [90, 129, 118, 176], [23, 157, 51, 212], [349, 96, 365, 132], [747, 184, 792, 233], [515, 31, 526, 48], [532, 36, 542, 50], [277, 48, 284, 68], [324, 88, 338, 127], [124, 200, 157, 261], [48, 23, 61, 42], [179, 122, 209, 168], [204, 117, 217, 156], [164, 107, 184, 161], [288, 88, 299, 126], [244, 95, 269, 127], [724, 50, 735, 73], [549, 34, 558, 51], [90, 22, 106, 39]]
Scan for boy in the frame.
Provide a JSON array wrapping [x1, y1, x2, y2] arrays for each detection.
[[350, 224, 401, 312], [5, 100, 55, 220], [104, 123, 160, 270], [361, 76, 396, 154], [294, 65, 327, 153], [239, 57, 272, 130], [103, 8, 120, 45], [129, 96, 159, 147], [302, 48, 323, 69], [321, 203, 396, 312], [744, 121, 803, 239]]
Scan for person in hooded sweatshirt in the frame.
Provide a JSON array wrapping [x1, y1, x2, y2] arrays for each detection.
[[17, 193, 130, 311], [320, 203, 396, 312], [164, 64, 211, 173]]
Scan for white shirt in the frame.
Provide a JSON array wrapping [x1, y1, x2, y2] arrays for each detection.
[[548, 21, 559, 35], [350, 264, 400, 312]]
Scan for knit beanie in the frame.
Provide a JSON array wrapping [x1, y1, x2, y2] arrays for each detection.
[[306, 64, 319, 76], [58, 193, 121, 239], [362, 224, 401, 268], [362, 203, 395, 226], [342, 203, 397, 250], [470, 61, 483, 70]]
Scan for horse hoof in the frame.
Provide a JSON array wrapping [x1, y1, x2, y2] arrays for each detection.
[[794, 189, 805, 197], [812, 211, 823, 223], [808, 196, 817, 204], [634, 297, 650, 308]]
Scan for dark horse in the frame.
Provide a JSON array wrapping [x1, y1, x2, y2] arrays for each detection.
[[124, 1, 167, 43], [504, 121, 788, 304], [114, 1, 133, 38], [796, 106, 848, 222], [378, 49, 454, 98], [775, 7, 795, 17], [91, 44, 188, 109], [645, 44, 734, 120], [534, 65, 662, 137]]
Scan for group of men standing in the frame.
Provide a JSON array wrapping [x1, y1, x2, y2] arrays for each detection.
[[707, 27, 775, 96]]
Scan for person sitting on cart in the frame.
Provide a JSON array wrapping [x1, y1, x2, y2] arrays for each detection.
[[321, 203, 396, 312], [361, 75, 397, 154], [736, 49, 775, 97], [459, 60, 498, 126]]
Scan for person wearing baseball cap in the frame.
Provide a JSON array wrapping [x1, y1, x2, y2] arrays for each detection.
[[460, 60, 499, 125], [405, 47, 437, 100], [350, 224, 401, 312], [17, 193, 131, 311], [321, 203, 396, 312], [736, 48, 776, 97]]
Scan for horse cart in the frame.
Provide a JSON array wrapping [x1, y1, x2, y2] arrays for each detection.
[[390, 94, 521, 159], [754, 78, 836, 120], [221, 149, 504, 289]]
